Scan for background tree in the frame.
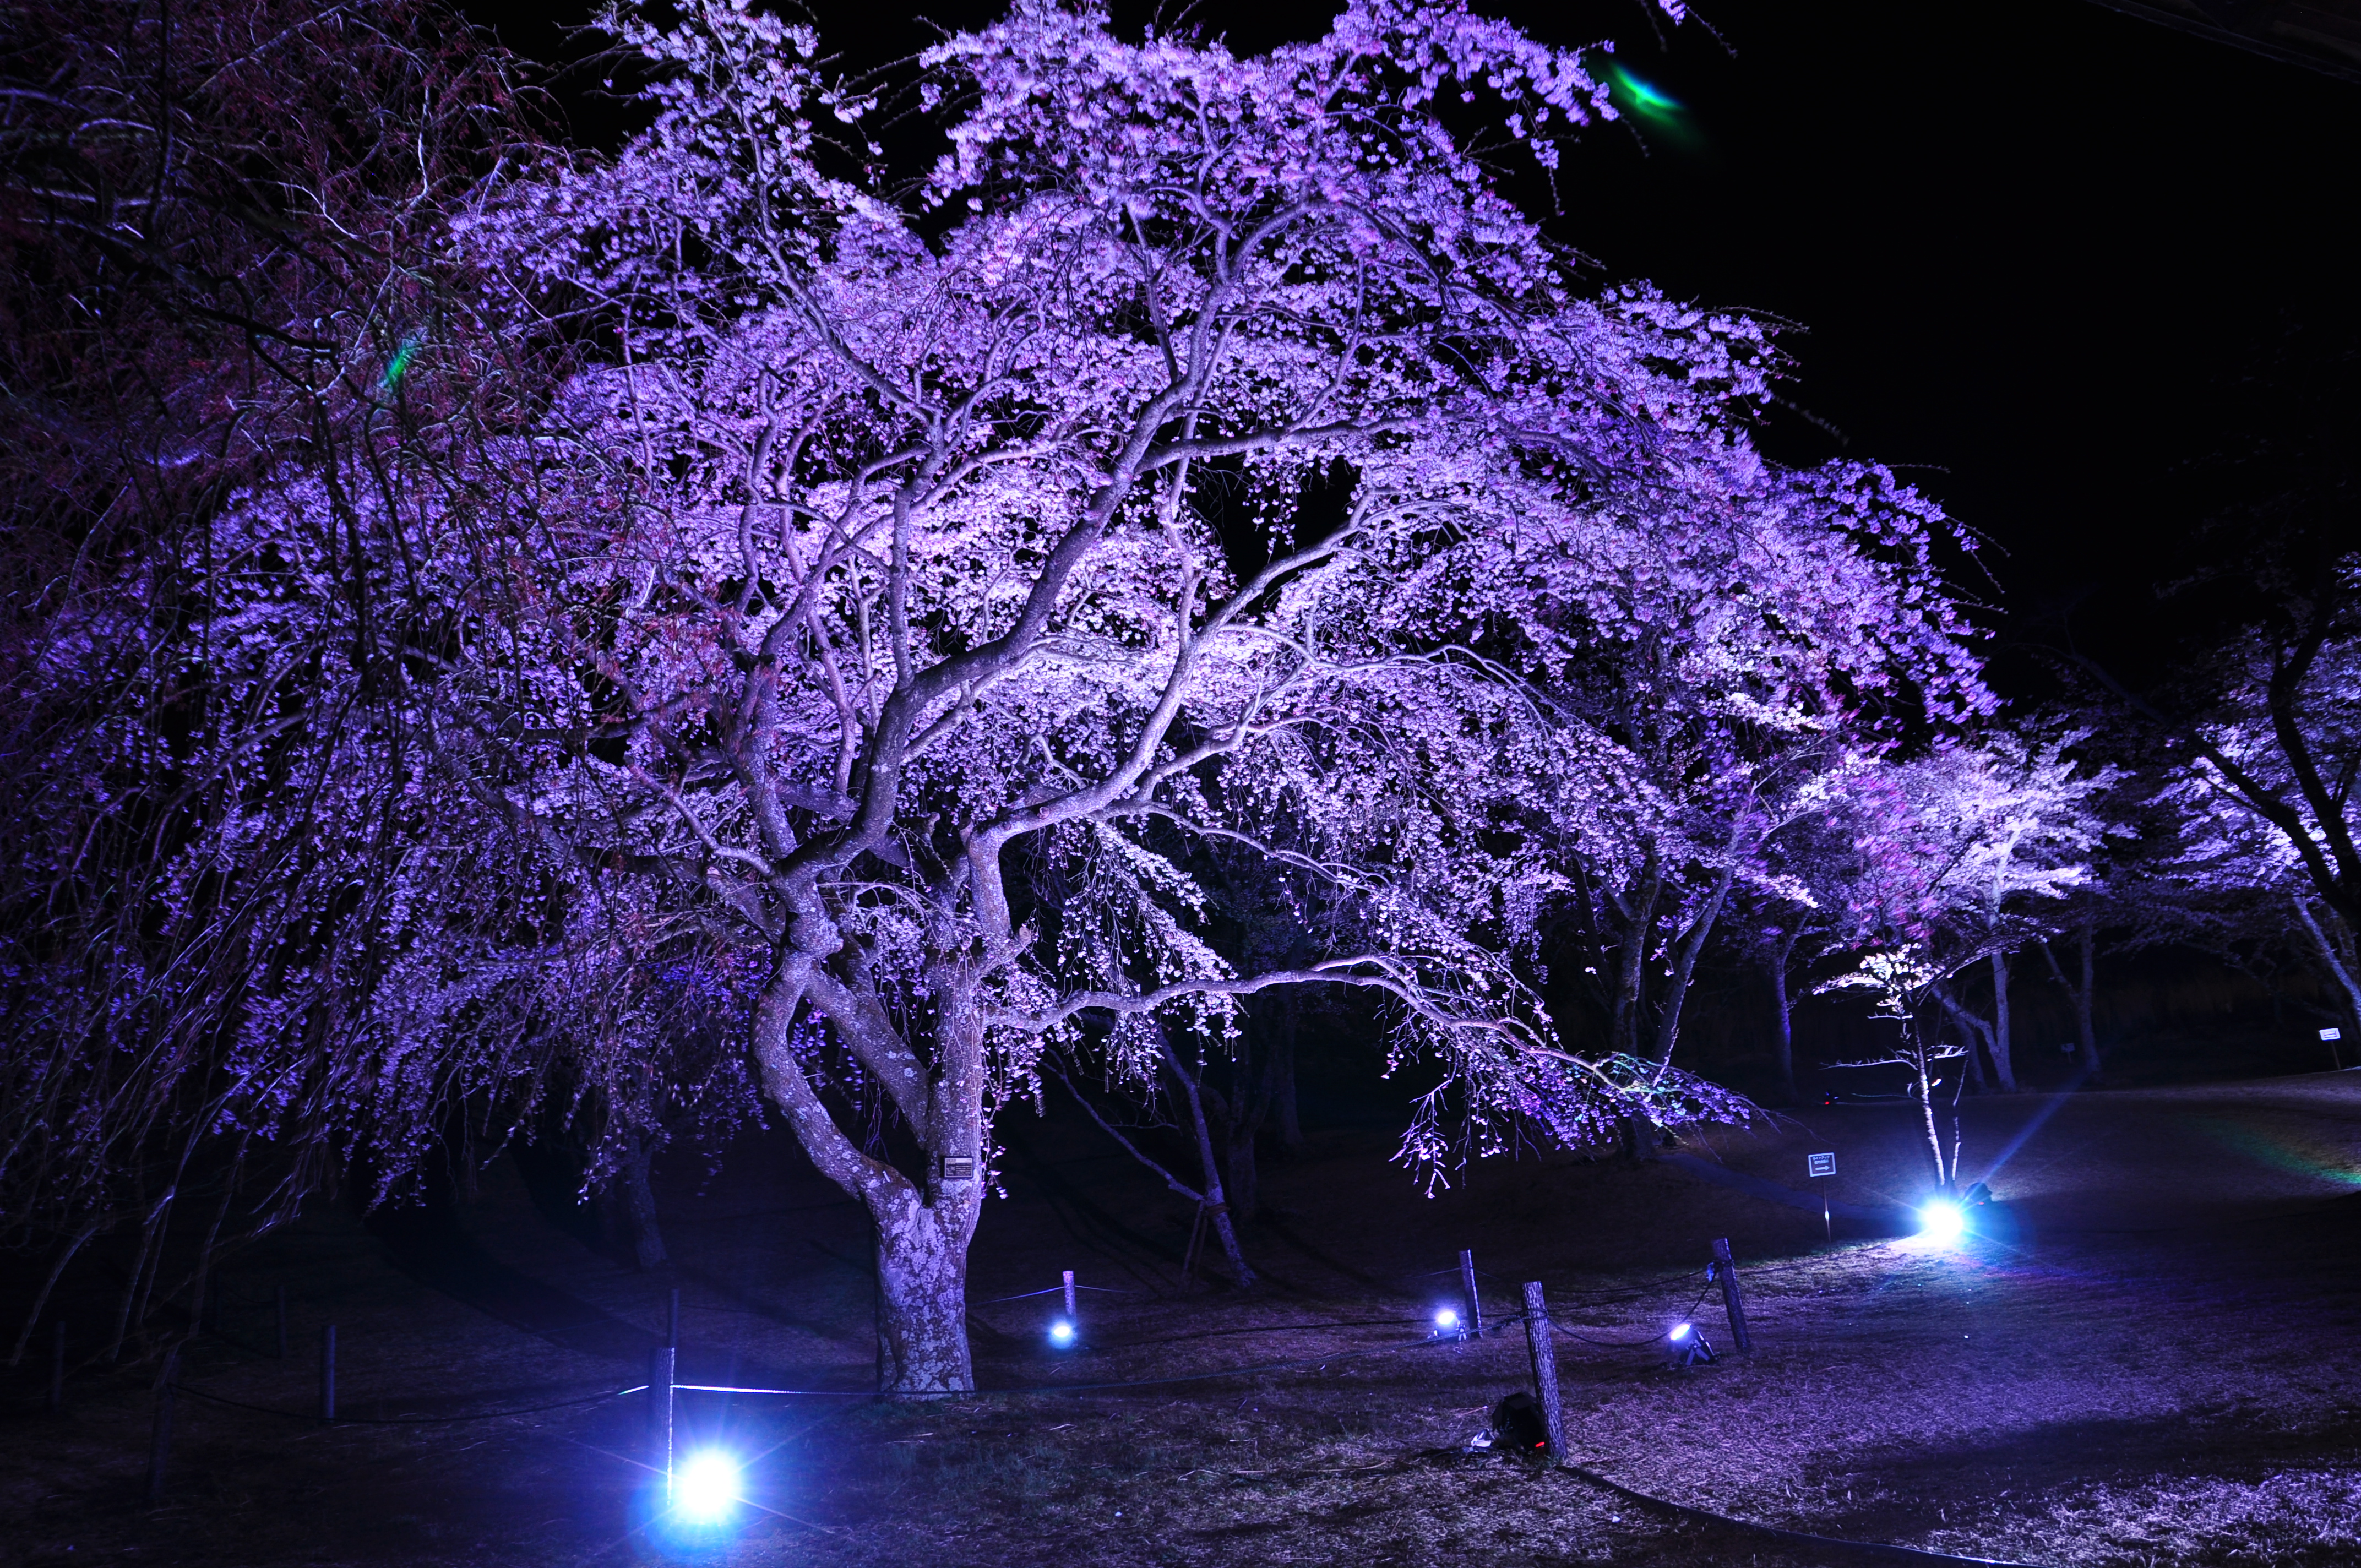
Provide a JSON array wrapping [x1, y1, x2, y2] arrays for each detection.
[[2052, 317, 2358, 948], [0, 0, 543, 1360], [1378, 464, 1984, 1115], [1879, 732, 2120, 1092]]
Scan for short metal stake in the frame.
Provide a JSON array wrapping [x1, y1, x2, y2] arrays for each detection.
[[649, 1344, 676, 1497]]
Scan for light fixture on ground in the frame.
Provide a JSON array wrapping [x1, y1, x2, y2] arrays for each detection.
[[1432, 1306, 1461, 1337], [1667, 1320, 1715, 1367], [1918, 1197, 1967, 1245], [1048, 1319, 1076, 1348], [672, 1450, 742, 1526]]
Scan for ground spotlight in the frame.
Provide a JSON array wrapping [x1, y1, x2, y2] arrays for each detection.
[[1666, 1320, 1715, 1367], [672, 1450, 742, 1526], [1918, 1197, 1967, 1244], [1048, 1318, 1076, 1348], [1433, 1306, 1461, 1336]]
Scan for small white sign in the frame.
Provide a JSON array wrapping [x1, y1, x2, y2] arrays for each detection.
[[2324, 1028, 2344, 1042], [1808, 1152, 1836, 1179]]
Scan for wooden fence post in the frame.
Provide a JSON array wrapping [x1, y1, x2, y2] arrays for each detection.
[[649, 1344, 676, 1495], [146, 1348, 178, 1506], [1062, 1270, 1077, 1322], [1712, 1238, 1751, 1352], [319, 1324, 336, 1423], [1519, 1281, 1566, 1465], [1459, 1250, 1483, 1339], [667, 1287, 681, 1349]]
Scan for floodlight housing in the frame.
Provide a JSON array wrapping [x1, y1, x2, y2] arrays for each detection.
[[1667, 1321, 1715, 1366], [1433, 1306, 1461, 1334]]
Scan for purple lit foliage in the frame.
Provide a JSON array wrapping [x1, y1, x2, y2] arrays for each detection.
[[4, 0, 2003, 1390]]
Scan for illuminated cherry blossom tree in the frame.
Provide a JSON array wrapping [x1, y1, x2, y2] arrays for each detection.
[[8, 0, 1994, 1389], [427, 0, 1945, 1386]]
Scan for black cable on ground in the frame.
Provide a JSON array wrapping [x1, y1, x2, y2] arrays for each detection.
[[1549, 1462, 2053, 1567], [1547, 1281, 1718, 1348]]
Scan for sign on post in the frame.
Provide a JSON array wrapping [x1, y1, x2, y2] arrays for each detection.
[[1807, 1152, 1835, 1240]]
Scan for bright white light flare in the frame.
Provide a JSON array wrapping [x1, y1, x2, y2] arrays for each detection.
[[1919, 1198, 1967, 1244], [1048, 1319, 1076, 1347], [1667, 1322, 1691, 1342], [1433, 1307, 1460, 1332], [673, 1450, 741, 1524]]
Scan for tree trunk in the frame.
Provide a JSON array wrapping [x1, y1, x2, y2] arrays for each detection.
[[2293, 893, 2361, 1041], [2038, 925, 2102, 1078], [869, 1187, 975, 1392], [1608, 856, 1661, 1060], [1222, 1108, 1259, 1226], [1054, 1060, 1255, 1287], [616, 1131, 667, 1271], [2074, 923, 2100, 1075], [747, 944, 984, 1393], [1912, 1036, 1953, 1190], [1766, 930, 1799, 1104], [1988, 950, 2019, 1091], [1932, 983, 1992, 1093], [1269, 994, 1303, 1152], [1618, 1109, 1657, 1163], [1651, 867, 1734, 1067], [1161, 1035, 1255, 1289]]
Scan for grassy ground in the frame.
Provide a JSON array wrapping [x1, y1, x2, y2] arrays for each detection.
[[4, 1072, 2358, 1567]]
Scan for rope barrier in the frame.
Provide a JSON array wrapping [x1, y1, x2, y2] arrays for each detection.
[[170, 1381, 627, 1425], [972, 1281, 1145, 1305], [649, 1330, 1460, 1401]]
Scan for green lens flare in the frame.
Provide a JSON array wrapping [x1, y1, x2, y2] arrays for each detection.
[[380, 333, 421, 390], [1606, 62, 1682, 118], [2201, 1119, 2361, 1187]]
